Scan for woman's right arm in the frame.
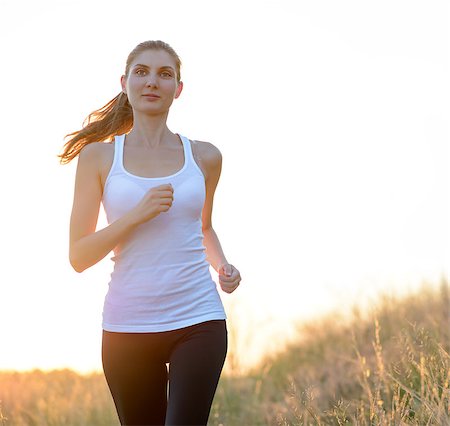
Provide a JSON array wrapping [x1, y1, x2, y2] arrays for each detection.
[[69, 143, 174, 273], [69, 143, 137, 272], [69, 143, 173, 272]]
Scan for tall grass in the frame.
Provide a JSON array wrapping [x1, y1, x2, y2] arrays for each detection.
[[0, 369, 118, 426], [0, 279, 448, 425], [210, 279, 449, 425]]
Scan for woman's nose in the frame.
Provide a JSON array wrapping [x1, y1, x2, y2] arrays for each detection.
[[146, 75, 158, 87]]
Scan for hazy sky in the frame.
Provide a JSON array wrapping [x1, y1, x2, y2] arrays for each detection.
[[0, 0, 448, 373]]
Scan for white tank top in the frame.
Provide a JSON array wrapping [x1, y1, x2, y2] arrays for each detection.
[[101, 133, 226, 332]]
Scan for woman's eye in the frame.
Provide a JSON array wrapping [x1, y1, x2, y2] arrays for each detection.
[[135, 69, 146, 76], [160, 71, 173, 78]]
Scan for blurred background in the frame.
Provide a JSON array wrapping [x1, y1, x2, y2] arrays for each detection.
[[0, 0, 447, 375]]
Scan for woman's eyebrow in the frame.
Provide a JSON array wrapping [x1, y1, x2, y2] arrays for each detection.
[[133, 64, 175, 71]]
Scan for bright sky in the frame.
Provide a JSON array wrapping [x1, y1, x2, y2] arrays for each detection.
[[0, 0, 448, 373]]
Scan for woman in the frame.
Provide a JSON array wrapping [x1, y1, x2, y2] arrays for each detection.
[[59, 40, 241, 426]]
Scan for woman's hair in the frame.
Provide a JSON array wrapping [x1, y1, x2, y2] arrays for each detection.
[[58, 40, 182, 164]]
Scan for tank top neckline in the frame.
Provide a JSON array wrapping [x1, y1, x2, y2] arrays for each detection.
[[115, 133, 190, 181]]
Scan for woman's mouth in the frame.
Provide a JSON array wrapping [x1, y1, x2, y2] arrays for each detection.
[[142, 94, 161, 100]]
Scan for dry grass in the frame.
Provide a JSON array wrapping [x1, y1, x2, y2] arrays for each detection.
[[210, 279, 449, 425], [0, 369, 118, 426], [0, 279, 448, 425]]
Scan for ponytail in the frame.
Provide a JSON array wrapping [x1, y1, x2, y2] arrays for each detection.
[[58, 92, 133, 164]]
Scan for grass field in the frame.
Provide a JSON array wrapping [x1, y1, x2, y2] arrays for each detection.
[[0, 279, 448, 425]]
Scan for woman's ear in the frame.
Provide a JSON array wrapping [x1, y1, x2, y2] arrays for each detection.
[[120, 75, 127, 94], [175, 81, 183, 99]]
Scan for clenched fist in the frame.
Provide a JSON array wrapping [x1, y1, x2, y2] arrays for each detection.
[[130, 183, 174, 225]]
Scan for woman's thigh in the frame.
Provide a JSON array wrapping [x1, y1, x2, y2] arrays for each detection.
[[102, 331, 169, 426], [166, 320, 228, 425]]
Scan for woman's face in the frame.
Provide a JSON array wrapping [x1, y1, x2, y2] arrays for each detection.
[[121, 49, 183, 116]]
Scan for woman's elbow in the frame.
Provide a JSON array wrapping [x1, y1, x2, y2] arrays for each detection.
[[69, 250, 86, 273], [70, 259, 85, 273]]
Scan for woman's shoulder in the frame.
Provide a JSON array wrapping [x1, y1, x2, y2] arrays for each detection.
[[191, 139, 222, 165], [189, 139, 222, 182], [80, 142, 114, 164], [78, 142, 114, 187], [79, 141, 113, 162]]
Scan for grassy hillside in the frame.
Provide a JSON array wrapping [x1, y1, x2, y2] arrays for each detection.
[[210, 280, 449, 425], [1, 280, 448, 425]]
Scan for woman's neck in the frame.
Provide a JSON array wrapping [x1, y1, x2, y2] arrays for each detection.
[[127, 113, 174, 149]]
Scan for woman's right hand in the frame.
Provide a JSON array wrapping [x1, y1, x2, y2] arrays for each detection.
[[129, 184, 174, 225]]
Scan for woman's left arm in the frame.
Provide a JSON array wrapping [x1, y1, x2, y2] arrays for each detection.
[[194, 140, 241, 294]]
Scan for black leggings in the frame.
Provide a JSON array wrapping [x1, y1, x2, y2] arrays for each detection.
[[102, 320, 227, 426]]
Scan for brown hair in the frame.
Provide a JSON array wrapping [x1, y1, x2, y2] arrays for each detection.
[[58, 40, 182, 164]]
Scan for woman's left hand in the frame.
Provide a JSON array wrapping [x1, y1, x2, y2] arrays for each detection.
[[218, 263, 241, 294]]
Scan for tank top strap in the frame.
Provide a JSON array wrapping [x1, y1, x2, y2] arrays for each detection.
[[179, 134, 205, 178], [111, 134, 125, 173], [179, 134, 193, 164]]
